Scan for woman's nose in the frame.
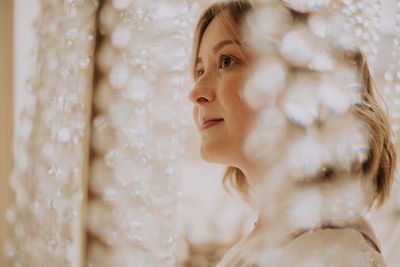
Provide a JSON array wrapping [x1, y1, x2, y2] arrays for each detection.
[[189, 79, 215, 105]]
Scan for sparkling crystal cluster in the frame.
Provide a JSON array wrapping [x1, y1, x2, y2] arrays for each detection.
[[339, 0, 382, 63], [384, 1, 400, 137], [7, 0, 98, 266], [244, 0, 369, 182], [234, 1, 378, 262], [381, 1, 400, 260], [87, 0, 199, 265]]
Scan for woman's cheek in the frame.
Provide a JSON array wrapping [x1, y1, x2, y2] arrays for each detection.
[[221, 71, 246, 96]]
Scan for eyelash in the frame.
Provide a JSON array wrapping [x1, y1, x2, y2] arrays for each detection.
[[194, 69, 204, 79], [194, 54, 238, 79], [219, 55, 238, 69]]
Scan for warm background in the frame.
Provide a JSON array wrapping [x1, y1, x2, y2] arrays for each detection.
[[1, 0, 400, 266], [0, 1, 13, 267]]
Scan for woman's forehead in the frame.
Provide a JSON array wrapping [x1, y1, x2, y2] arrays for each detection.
[[197, 16, 244, 62], [200, 18, 238, 51]]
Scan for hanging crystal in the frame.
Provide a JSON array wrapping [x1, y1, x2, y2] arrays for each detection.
[[87, 0, 199, 266], [7, 0, 98, 266]]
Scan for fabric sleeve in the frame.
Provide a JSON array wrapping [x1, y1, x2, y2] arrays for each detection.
[[277, 228, 386, 267]]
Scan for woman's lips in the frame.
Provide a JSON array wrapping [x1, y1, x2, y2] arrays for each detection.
[[201, 119, 224, 130]]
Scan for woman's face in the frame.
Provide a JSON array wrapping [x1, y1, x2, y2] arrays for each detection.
[[189, 15, 257, 168]]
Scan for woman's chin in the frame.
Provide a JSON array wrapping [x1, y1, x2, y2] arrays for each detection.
[[200, 146, 218, 163], [200, 144, 232, 165]]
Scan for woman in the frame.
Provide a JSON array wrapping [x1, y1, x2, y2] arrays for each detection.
[[189, 0, 397, 266]]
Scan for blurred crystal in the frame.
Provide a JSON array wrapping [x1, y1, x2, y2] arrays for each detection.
[[111, 24, 131, 48], [97, 43, 117, 74], [6, 209, 16, 223], [245, 3, 292, 54], [56, 128, 71, 143], [286, 134, 331, 179], [122, 74, 149, 101], [323, 115, 369, 167], [283, 73, 320, 126], [288, 188, 323, 228], [93, 78, 119, 113], [308, 52, 334, 71], [318, 84, 351, 114], [113, 152, 151, 186], [282, 0, 331, 13], [338, 30, 359, 51], [92, 115, 116, 155], [19, 116, 33, 141], [308, 12, 329, 38], [90, 158, 116, 196], [281, 28, 314, 67], [108, 98, 147, 135], [112, 0, 132, 10], [244, 108, 287, 163], [242, 59, 286, 109], [109, 64, 130, 89]]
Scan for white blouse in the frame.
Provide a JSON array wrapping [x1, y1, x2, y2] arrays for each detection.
[[216, 223, 385, 266]]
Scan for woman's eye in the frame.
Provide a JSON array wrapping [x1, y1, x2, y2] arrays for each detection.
[[194, 69, 204, 78], [220, 56, 237, 69]]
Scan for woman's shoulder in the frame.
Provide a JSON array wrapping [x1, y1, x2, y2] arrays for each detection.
[[279, 227, 386, 266], [217, 224, 386, 266]]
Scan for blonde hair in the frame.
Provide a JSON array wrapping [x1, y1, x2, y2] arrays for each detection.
[[191, 0, 397, 208]]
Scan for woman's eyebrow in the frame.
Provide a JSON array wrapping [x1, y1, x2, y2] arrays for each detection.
[[213, 39, 241, 53], [195, 39, 241, 67]]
